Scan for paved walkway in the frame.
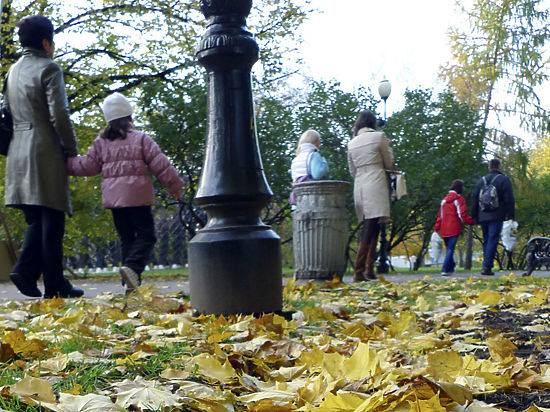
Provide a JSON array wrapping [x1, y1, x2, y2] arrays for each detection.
[[1, 269, 548, 301]]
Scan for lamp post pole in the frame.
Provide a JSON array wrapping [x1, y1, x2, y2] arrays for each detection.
[[377, 79, 391, 274], [189, 0, 282, 315]]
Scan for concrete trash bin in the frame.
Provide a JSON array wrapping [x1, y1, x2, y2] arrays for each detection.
[[292, 180, 350, 280]]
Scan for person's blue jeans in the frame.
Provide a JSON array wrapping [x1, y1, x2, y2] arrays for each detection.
[[481, 220, 503, 271], [442, 235, 458, 273]]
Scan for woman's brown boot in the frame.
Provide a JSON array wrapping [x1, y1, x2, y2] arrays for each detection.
[[364, 239, 378, 280], [353, 241, 369, 282]]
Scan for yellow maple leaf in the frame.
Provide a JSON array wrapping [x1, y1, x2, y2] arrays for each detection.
[[297, 374, 330, 405], [486, 335, 517, 363], [387, 310, 419, 338], [315, 391, 366, 411], [413, 295, 431, 311], [9, 375, 56, 404], [343, 342, 379, 381], [408, 393, 446, 412], [427, 350, 463, 381], [269, 365, 308, 381], [33, 353, 69, 374], [57, 309, 84, 326], [160, 367, 187, 380], [436, 381, 472, 405], [523, 407, 550, 412], [238, 389, 295, 404], [321, 351, 346, 380], [3, 329, 47, 358], [478, 371, 512, 390], [52, 392, 124, 411], [64, 382, 83, 395], [184, 353, 238, 384], [476, 289, 501, 306], [116, 386, 180, 410]]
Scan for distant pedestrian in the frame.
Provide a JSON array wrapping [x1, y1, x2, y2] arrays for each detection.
[[471, 158, 515, 276], [4, 16, 83, 299], [434, 179, 475, 276], [348, 110, 394, 282], [67, 92, 185, 292], [289, 129, 329, 207]]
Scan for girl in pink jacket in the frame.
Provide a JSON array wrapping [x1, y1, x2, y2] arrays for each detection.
[[67, 92, 185, 292]]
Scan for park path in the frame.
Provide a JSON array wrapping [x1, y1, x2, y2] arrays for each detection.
[[1, 270, 549, 301]]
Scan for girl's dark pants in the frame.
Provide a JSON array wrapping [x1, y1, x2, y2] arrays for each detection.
[[111, 206, 157, 275]]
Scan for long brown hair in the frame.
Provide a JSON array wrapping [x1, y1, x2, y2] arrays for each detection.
[[353, 110, 377, 136], [100, 116, 133, 141]]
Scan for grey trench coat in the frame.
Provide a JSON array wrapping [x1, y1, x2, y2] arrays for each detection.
[[347, 127, 394, 220], [4, 48, 78, 214]]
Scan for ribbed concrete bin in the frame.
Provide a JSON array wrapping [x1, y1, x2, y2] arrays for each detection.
[[292, 180, 350, 280]]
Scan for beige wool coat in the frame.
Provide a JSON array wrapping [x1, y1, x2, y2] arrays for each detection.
[[347, 127, 394, 220], [4, 48, 78, 214]]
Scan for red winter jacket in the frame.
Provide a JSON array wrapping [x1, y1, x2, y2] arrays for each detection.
[[434, 191, 475, 238]]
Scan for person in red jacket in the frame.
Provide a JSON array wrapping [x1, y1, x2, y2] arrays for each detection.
[[434, 179, 475, 276]]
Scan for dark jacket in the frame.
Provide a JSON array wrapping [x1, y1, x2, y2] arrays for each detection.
[[4, 48, 77, 214], [434, 190, 475, 237], [472, 170, 515, 223]]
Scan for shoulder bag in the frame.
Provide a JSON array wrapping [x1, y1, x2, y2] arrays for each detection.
[[0, 74, 13, 156]]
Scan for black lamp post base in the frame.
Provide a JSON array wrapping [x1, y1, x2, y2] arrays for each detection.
[[189, 228, 282, 315]]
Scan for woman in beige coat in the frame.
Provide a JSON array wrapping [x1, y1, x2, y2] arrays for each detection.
[[348, 110, 394, 281]]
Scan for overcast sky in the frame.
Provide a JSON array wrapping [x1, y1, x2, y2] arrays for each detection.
[[297, 0, 464, 116]]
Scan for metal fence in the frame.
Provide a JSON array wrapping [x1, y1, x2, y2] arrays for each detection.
[[66, 204, 193, 272]]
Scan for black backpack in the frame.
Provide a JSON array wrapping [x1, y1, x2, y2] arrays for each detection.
[[479, 175, 500, 212]]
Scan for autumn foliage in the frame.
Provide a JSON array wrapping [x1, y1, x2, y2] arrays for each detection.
[[0, 274, 548, 411]]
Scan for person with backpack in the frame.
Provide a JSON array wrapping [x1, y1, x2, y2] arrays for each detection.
[[434, 179, 475, 276], [471, 158, 515, 276]]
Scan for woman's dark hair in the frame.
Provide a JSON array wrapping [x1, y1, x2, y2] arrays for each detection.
[[17, 16, 54, 50], [353, 110, 377, 136], [450, 179, 464, 195], [100, 116, 133, 141]]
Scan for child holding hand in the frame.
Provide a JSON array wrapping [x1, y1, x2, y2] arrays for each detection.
[[67, 92, 185, 292]]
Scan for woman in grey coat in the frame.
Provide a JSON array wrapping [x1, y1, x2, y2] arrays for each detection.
[[4, 16, 83, 298]]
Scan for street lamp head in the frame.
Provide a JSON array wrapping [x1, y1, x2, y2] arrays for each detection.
[[378, 79, 391, 101]]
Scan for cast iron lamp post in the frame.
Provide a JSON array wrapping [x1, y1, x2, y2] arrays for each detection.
[[188, 0, 282, 315], [377, 79, 391, 274]]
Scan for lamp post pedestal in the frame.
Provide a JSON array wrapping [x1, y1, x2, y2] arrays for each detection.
[[188, 0, 282, 316]]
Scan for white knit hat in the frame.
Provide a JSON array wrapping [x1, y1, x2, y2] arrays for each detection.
[[102, 92, 133, 123]]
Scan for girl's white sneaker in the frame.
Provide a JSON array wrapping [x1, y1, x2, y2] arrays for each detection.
[[120, 266, 139, 292]]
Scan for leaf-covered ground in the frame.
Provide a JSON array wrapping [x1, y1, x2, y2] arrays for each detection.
[[0, 273, 549, 411]]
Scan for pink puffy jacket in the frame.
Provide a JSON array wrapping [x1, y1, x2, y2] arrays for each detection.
[[67, 129, 184, 209]]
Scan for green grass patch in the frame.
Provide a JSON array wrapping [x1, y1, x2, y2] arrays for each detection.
[[55, 334, 108, 354], [53, 362, 114, 394], [69, 267, 189, 282]]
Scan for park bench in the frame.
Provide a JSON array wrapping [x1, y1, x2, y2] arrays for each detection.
[[523, 237, 550, 276]]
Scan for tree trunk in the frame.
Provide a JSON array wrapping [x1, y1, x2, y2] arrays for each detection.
[[465, 225, 473, 270]]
